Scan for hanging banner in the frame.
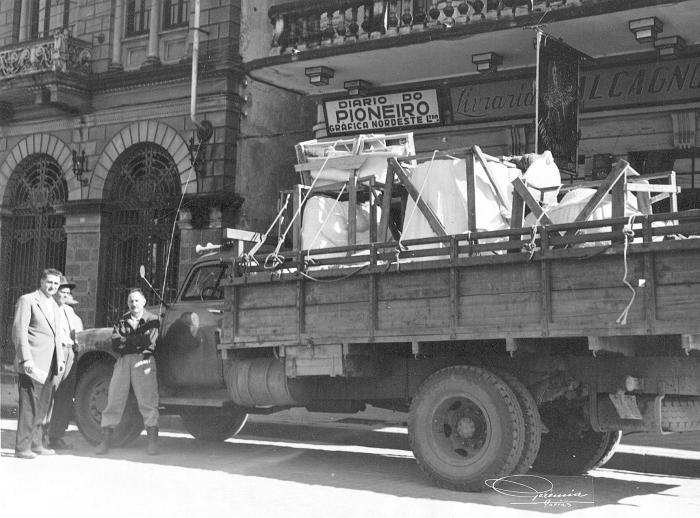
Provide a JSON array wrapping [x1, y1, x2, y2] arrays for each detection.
[[324, 89, 441, 135], [537, 35, 581, 173]]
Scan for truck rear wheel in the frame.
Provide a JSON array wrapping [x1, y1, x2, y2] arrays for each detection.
[[408, 365, 525, 492], [532, 401, 621, 475], [74, 361, 144, 447], [179, 407, 248, 441], [661, 397, 700, 432], [493, 370, 542, 474]]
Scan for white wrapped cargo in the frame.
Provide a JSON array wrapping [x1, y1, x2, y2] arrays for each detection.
[[400, 158, 523, 245], [525, 188, 642, 247], [301, 196, 379, 253]]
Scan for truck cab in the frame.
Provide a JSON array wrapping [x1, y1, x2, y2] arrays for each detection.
[[73, 249, 245, 446]]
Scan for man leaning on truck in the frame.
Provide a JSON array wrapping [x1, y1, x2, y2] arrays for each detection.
[[96, 288, 160, 456]]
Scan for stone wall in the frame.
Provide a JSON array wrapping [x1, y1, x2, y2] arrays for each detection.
[[0, 0, 20, 47]]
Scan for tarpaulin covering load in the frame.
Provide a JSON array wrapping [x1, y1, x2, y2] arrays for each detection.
[[301, 196, 379, 253], [525, 188, 643, 247], [520, 150, 562, 207]]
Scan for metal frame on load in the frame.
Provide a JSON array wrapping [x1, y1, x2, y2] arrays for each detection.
[[273, 145, 682, 268]]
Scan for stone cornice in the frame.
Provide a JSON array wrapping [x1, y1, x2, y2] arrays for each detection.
[[0, 91, 243, 137], [90, 57, 243, 95]]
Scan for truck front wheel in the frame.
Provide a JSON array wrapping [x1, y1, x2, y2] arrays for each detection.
[[179, 407, 248, 441], [408, 365, 526, 491], [531, 401, 622, 475], [74, 361, 144, 446]]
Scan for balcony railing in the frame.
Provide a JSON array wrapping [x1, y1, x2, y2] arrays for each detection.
[[269, 0, 581, 55], [0, 29, 92, 80]]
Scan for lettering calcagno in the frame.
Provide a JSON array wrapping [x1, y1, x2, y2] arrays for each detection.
[[582, 62, 700, 100], [450, 58, 700, 122]]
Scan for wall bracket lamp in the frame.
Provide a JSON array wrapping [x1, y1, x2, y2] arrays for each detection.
[[629, 17, 663, 43], [343, 79, 372, 97], [71, 149, 89, 186], [654, 35, 685, 59], [472, 52, 502, 73], [187, 119, 214, 178], [305, 66, 335, 86]]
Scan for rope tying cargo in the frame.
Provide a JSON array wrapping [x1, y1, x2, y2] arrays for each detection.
[[264, 252, 285, 270], [269, 144, 340, 263], [526, 208, 551, 261], [240, 192, 291, 267], [297, 263, 370, 283], [616, 214, 637, 326]]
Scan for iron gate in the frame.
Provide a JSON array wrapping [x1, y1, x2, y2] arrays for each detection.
[[100, 143, 181, 326], [1, 154, 67, 363]]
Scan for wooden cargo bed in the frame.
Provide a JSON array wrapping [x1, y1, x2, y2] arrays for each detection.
[[220, 210, 700, 349]]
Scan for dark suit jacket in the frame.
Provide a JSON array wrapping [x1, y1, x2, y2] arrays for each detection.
[[12, 290, 65, 382]]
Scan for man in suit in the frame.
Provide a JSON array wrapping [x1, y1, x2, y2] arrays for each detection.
[[46, 277, 84, 450], [13, 268, 66, 459]]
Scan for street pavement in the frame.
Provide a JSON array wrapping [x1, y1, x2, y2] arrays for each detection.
[[1, 410, 699, 518], [1, 368, 699, 477]]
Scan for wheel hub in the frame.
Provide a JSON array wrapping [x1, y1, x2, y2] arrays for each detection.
[[433, 397, 488, 458], [456, 416, 476, 439]]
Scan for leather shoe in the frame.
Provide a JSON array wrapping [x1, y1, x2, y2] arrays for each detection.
[[15, 449, 37, 459], [48, 438, 73, 450], [31, 446, 55, 455]]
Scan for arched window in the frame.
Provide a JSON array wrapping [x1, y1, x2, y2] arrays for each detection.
[[99, 142, 181, 325], [0, 153, 67, 362]]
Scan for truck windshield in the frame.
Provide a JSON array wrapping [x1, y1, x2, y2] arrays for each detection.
[[181, 263, 229, 301]]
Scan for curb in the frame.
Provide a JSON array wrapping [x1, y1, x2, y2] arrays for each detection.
[[605, 451, 700, 478]]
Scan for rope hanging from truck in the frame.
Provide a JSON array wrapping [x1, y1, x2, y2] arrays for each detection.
[[615, 214, 638, 326]]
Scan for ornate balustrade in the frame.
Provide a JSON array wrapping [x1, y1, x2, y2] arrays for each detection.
[[0, 29, 92, 80], [269, 0, 582, 55]]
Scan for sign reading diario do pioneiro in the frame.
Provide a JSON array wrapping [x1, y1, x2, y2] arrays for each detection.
[[450, 56, 700, 123], [324, 89, 441, 135]]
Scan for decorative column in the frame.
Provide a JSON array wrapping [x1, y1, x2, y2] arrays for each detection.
[[19, 0, 31, 40], [110, 0, 124, 70], [63, 207, 104, 328], [143, 0, 161, 67]]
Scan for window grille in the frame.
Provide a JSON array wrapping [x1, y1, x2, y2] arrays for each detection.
[[163, 0, 189, 30], [126, 0, 151, 36], [0, 154, 67, 363]]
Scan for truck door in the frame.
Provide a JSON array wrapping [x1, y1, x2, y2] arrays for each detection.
[[158, 261, 229, 388]]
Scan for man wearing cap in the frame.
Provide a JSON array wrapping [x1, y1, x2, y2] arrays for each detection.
[[47, 277, 84, 450]]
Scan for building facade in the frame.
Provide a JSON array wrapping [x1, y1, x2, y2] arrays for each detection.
[[3, 1, 700, 363], [242, 0, 700, 206], [0, 0, 312, 363]]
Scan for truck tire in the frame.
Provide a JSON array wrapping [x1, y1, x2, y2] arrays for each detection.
[[180, 407, 248, 442], [531, 401, 621, 475], [493, 370, 543, 474], [74, 362, 144, 447], [408, 365, 525, 492], [661, 398, 700, 432]]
